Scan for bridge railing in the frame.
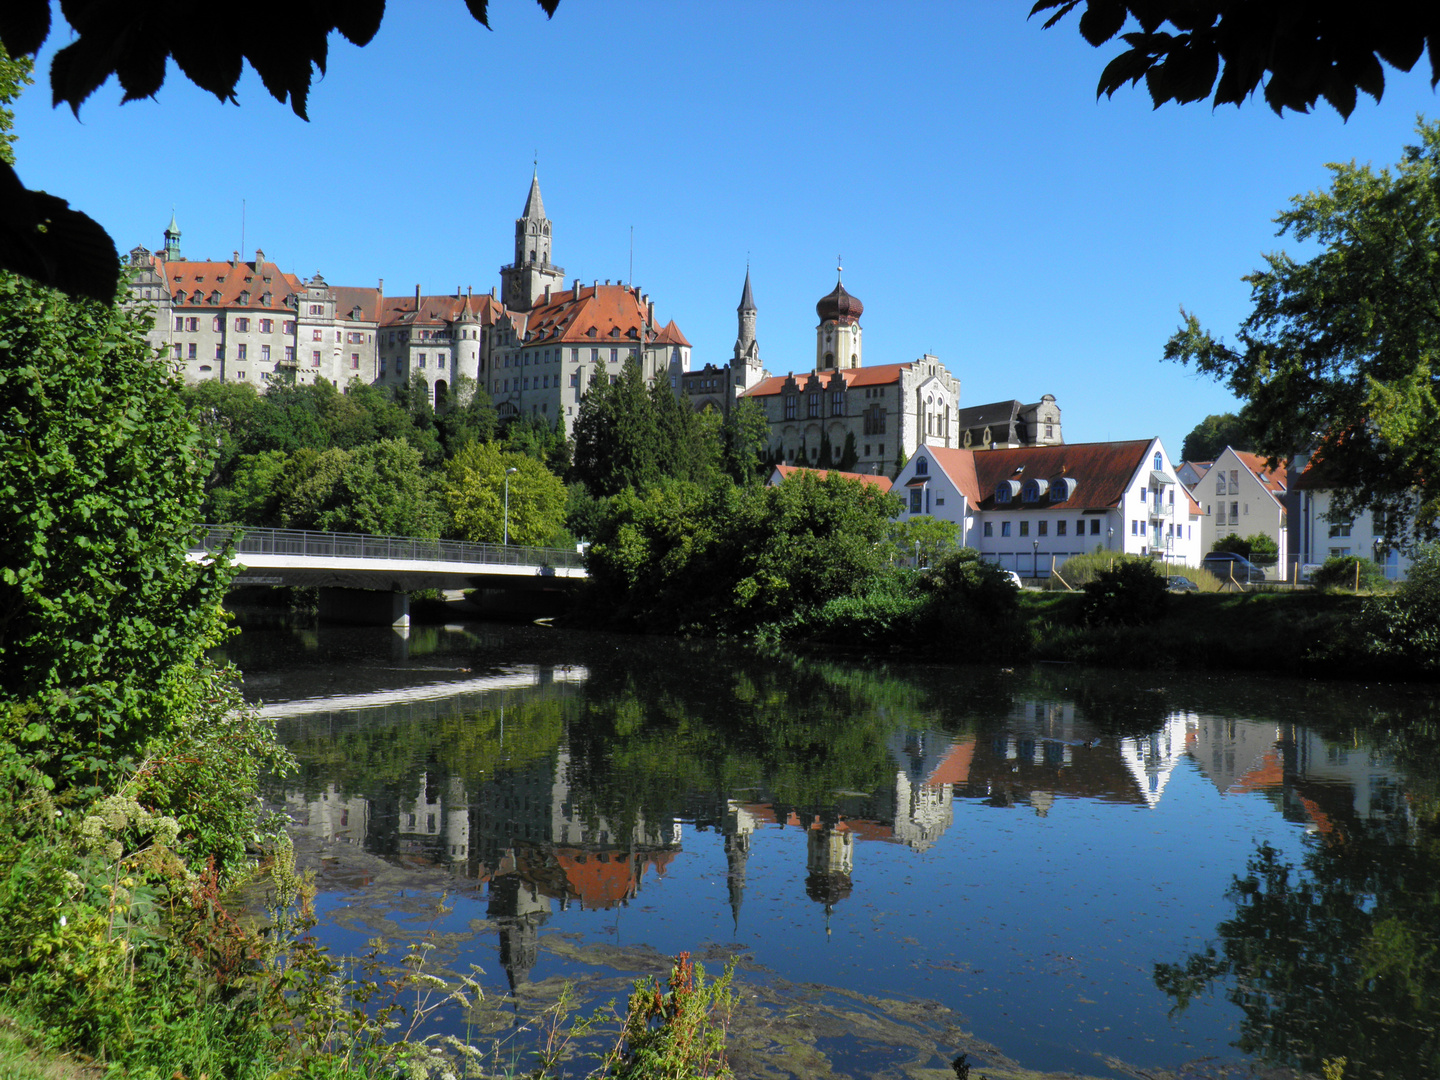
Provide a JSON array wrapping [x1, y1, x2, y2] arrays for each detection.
[[191, 525, 585, 571]]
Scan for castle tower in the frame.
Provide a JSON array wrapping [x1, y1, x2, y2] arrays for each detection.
[[499, 169, 565, 313], [163, 211, 183, 262], [734, 267, 758, 366], [815, 267, 862, 372]]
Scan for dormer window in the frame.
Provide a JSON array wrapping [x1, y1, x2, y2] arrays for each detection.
[[238, 291, 250, 305], [1021, 479, 1049, 503], [994, 480, 1019, 504], [1049, 477, 1077, 502]]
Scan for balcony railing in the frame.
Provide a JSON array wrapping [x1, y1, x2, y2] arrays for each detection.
[[191, 525, 584, 571]]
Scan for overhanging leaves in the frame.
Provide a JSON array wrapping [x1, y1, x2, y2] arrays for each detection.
[[0, 0, 560, 303], [1032, 1, 1440, 118]]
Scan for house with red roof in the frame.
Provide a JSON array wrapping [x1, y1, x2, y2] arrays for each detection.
[[889, 437, 1200, 576], [1189, 446, 1291, 578], [766, 464, 893, 493]]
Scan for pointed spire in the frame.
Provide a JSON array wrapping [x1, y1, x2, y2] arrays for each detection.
[[738, 265, 755, 313], [522, 168, 546, 221], [166, 209, 181, 236]]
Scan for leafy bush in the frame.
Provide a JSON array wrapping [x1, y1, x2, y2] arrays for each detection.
[[917, 549, 1028, 658], [1211, 534, 1253, 557], [1311, 555, 1390, 592], [1055, 551, 1151, 589], [1080, 558, 1169, 626], [1351, 544, 1440, 672]]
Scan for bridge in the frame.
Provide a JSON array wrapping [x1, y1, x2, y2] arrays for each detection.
[[189, 526, 586, 625]]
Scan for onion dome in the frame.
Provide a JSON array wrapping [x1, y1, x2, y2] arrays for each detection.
[[816, 276, 863, 323]]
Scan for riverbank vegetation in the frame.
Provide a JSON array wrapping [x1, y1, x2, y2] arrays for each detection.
[[0, 259, 733, 1077]]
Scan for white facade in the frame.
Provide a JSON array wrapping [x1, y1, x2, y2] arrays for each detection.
[[1293, 487, 1414, 581], [889, 437, 1201, 578], [1192, 447, 1290, 577]]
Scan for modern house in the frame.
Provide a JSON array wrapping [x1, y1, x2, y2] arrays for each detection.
[[1189, 447, 1290, 577]]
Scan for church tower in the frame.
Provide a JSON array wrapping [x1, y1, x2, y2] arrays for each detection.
[[732, 267, 764, 392], [815, 268, 862, 371], [500, 169, 565, 313], [163, 211, 183, 262]]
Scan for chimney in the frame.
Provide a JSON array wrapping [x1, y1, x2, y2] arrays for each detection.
[[231, 250, 240, 266], [467, 286, 472, 298], [255, 248, 264, 267], [573, 280, 580, 300], [457, 285, 462, 298], [544, 285, 551, 302], [378, 278, 384, 293], [647, 300, 655, 323], [414, 284, 421, 310]]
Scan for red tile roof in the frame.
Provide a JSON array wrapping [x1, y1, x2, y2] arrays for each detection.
[[654, 319, 691, 347], [165, 257, 302, 309], [329, 286, 382, 324], [743, 362, 919, 399], [380, 292, 502, 328], [1231, 450, 1288, 495], [925, 740, 975, 788], [916, 445, 983, 504], [770, 465, 893, 492], [971, 440, 1155, 511], [509, 283, 688, 347]]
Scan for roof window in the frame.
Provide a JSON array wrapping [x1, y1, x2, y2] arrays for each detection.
[[1021, 478, 1049, 503]]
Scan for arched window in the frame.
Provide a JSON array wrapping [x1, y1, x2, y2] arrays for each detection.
[[1022, 479, 1049, 503], [1153, 452, 1163, 470], [915, 457, 929, 477]]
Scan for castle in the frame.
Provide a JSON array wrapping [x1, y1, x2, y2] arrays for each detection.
[[125, 172, 691, 437], [126, 175, 1060, 476]]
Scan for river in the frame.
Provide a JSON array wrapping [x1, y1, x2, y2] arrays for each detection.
[[218, 617, 1440, 1080]]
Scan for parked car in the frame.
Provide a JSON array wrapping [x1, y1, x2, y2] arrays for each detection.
[[1166, 575, 1199, 593], [1201, 552, 1267, 583]]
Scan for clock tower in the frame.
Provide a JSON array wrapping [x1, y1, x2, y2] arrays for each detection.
[[499, 169, 565, 313]]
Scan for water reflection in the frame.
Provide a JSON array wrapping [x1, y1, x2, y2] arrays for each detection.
[[242, 622, 1436, 1079]]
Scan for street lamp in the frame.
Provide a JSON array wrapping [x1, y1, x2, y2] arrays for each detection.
[[503, 466, 518, 546], [1107, 526, 1114, 550], [1032, 538, 1039, 578]]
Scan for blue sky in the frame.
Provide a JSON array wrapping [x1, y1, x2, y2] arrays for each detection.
[[10, 2, 1438, 455]]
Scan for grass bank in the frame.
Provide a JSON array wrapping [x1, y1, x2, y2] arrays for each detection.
[[1022, 589, 1373, 676]]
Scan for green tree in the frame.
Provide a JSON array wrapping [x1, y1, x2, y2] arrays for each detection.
[[1165, 120, 1440, 546], [437, 372, 499, 452], [1180, 412, 1253, 462], [571, 363, 721, 497], [582, 472, 902, 635], [206, 449, 288, 525], [445, 441, 568, 546], [1033, 2, 1440, 119], [0, 271, 232, 787], [0, 44, 30, 166], [888, 516, 960, 566], [722, 398, 771, 484], [280, 439, 443, 537]]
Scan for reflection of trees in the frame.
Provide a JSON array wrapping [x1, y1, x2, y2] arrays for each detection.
[[1156, 814, 1440, 1080]]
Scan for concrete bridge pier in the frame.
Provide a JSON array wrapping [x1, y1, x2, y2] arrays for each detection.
[[318, 587, 410, 628]]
